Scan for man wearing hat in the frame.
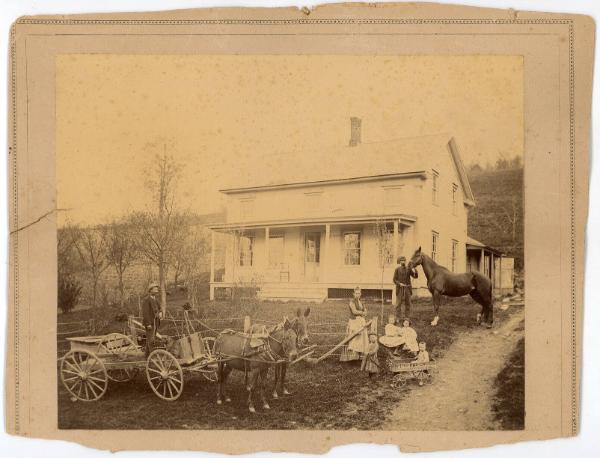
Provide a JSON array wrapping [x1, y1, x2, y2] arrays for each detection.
[[393, 256, 418, 322], [142, 282, 163, 356]]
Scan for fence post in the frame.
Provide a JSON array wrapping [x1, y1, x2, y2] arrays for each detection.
[[244, 316, 251, 333]]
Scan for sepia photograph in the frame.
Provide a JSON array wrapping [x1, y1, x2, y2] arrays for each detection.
[[54, 53, 525, 431]]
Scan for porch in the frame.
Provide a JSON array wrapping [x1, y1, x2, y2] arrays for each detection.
[[208, 214, 418, 301]]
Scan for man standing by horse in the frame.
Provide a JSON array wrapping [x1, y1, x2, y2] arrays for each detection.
[[393, 256, 418, 322], [142, 282, 163, 356]]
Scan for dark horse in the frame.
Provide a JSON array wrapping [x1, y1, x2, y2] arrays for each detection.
[[408, 247, 493, 327], [213, 314, 305, 413]]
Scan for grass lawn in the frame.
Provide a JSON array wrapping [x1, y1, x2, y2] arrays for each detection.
[[58, 295, 519, 430]]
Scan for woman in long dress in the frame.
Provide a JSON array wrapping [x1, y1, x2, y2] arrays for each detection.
[[340, 287, 369, 361]]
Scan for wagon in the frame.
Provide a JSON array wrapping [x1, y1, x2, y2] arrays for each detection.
[[60, 311, 219, 402], [386, 357, 438, 388]]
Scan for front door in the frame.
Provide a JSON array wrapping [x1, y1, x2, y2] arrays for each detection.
[[304, 232, 321, 282]]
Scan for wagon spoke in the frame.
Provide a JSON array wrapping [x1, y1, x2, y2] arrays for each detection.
[[147, 367, 162, 374], [167, 379, 179, 395], [63, 375, 79, 383], [87, 368, 105, 377], [166, 380, 173, 398], [87, 378, 104, 394], [65, 378, 81, 391], [149, 375, 162, 382], [85, 381, 98, 398], [168, 374, 182, 386], [65, 360, 81, 374], [62, 368, 80, 376], [83, 382, 90, 400], [87, 374, 106, 383], [76, 380, 83, 398]]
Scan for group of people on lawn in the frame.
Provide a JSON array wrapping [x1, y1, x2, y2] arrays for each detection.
[[141, 256, 429, 375], [340, 256, 430, 378]]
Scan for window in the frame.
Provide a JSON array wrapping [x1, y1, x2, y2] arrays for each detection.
[[239, 198, 255, 219], [239, 235, 254, 266], [452, 183, 458, 215], [377, 226, 395, 265], [304, 191, 323, 214], [451, 239, 458, 272], [432, 170, 439, 205], [344, 232, 361, 265], [383, 186, 403, 208], [431, 231, 439, 262], [269, 235, 284, 268]]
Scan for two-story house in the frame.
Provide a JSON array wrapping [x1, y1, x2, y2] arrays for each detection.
[[208, 119, 476, 301]]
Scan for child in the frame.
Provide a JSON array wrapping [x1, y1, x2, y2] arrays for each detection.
[[361, 332, 380, 378], [414, 342, 430, 386], [398, 318, 419, 355], [378, 314, 404, 348], [414, 341, 430, 363]]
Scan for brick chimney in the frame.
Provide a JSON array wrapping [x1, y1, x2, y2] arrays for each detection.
[[349, 117, 362, 147]]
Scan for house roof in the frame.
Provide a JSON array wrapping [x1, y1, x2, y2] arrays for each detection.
[[221, 133, 475, 205]]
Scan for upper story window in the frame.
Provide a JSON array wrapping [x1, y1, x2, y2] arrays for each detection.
[[383, 186, 403, 208], [239, 197, 255, 219], [304, 191, 323, 213], [344, 232, 361, 265], [451, 239, 458, 272], [432, 170, 439, 205], [239, 235, 254, 266], [452, 183, 458, 215], [431, 231, 439, 262]]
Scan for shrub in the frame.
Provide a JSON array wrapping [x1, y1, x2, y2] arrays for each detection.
[[58, 276, 82, 314]]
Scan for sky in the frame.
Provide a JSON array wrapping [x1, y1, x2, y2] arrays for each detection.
[[56, 54, 523, 225]]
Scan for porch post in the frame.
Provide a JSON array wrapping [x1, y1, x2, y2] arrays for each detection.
[[392, 220, 399, 305], [490, 252, 495, 291], [479, 248, 484, 273], [210, 231, 215, 300], [265, 226, 270, 269], [323, 223, 330, 284], [499, 256, 503, 295], [393, 220, 399, 260]]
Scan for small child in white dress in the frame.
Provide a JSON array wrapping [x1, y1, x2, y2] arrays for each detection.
[[414, 341, 430, 363], [398, 318, 419, 355], [378, 314, 404, 348]]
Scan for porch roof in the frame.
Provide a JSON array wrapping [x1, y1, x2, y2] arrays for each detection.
[[466, 236, 503, 255], [208, 213, 417, 232]]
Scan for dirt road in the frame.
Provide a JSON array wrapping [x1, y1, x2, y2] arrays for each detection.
[[384, 306, 524, 430]]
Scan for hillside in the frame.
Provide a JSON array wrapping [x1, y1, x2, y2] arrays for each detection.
[[467, 167, 524, 270]]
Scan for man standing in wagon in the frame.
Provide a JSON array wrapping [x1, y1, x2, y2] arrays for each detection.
[[142, 282, 163, 356], [393, 256, 418, 322]]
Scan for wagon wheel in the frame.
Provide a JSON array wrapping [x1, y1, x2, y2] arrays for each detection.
[[199, 337, 218, 382], [60, 349, 108, 402], [416, 371, 429, 386], [391, 373, 407, 388], [107, 367, 138, 383], [101, 333, 140, 356], [146, 349, 184, 401]]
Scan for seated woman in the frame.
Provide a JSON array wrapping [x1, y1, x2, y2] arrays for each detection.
[[340, 287, 369, 362], [378, 314, 404, 349]]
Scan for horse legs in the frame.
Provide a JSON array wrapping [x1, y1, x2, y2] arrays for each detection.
[[259, 369, 270, 410], [430, 291, 441, 326], [272, 364, 281, 399], [216, 363, 232, 405], [470, 290, 493, 328], [247, 369, 260, 413], [281, 363, 291, 395]]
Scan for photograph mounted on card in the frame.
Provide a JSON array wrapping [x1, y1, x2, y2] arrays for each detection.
[[6, 2, 594, 453]]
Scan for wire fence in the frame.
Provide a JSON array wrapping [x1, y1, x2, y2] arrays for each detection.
[[56, 311, 375, 361]]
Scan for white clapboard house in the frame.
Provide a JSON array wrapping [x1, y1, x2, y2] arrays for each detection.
[[209, 118, 482, 302]]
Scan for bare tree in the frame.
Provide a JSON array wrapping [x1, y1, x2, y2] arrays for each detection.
[[72, 227, 109, 308], [57, 222, 81, 279], [131, 146, 187, 313], [178, 228, 210, 308], [373, 219, 393, 325], [102, 220, 138, 308]]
